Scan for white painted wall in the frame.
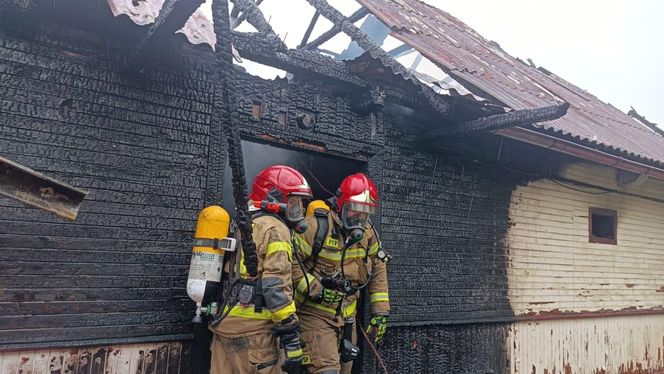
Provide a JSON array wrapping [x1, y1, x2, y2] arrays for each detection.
[[0, 341, 183, 374], [507, 162, 664, 315], [509, 314, 664, 374], [506, 162, 664, 374]]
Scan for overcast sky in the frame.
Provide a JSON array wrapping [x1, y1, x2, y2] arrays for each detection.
[[425, 0, 664, 126], [223, 0, 664, 126]]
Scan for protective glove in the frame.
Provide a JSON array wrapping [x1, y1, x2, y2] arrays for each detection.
[[273, 316, 304, 374], [366, 315, 388, 344], [316, 287, 344, 304]]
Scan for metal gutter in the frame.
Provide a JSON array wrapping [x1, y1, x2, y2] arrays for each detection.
[[497, 127, 664, 181]]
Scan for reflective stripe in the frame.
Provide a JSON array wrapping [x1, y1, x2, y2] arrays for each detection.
[[286, 348, 303, 359], [295, 273, 316, 302], [370, 292, 389, 303], [293, 234, 312, 257], [225, 304, 273, 320], [271, 300, 296, 322], [304, 300, 337, 315], [302, 298, 357, 317], [317, 247, 366, 262], [239, 250, 248, 277], [266, 241, 292, 261], [368, 242, 380, 257], [342, 299, 357, 317]]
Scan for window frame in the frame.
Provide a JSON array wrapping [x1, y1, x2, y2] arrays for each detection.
[[588, 207, 618, 245]]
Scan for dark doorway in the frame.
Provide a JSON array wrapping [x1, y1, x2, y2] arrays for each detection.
[[222, 140, 364, 212]]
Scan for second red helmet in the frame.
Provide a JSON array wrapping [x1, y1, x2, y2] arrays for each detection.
[[336, 173, 378, 230]]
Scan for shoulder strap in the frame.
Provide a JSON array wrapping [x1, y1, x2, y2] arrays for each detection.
[[311, 208, 329, 268]]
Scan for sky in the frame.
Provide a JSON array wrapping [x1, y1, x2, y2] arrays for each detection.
[[218, 0, 664, 126]]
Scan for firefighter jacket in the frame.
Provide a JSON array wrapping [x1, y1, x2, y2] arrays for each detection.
[[292, 210, 390, 325], [211, 214, 297, 337]]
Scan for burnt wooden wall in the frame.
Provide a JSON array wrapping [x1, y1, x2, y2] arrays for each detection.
[[0, 18, 383, 355], [365, 109, 569, 374], [0, 22, 217, 350]]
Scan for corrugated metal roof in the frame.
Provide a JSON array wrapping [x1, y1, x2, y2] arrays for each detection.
[[357, 0, 664, 166]]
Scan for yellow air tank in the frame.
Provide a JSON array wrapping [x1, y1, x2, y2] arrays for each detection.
[[187, 205, 236, 322], [306, 199, 330, 217]]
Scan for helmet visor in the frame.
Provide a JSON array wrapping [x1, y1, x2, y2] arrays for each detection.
[[285, 195, 306, 222], [341, 201, 374, 229]]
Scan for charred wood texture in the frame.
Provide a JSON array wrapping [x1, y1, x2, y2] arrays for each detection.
[[0, 22, 213, 349], [231, 0, 286, 50], [429, 102, 570, 138]]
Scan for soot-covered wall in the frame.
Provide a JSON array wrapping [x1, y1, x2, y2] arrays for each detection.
[[368, 108, 565, 374], [0, 18, 384, 351], [0, 22, 218, 349]]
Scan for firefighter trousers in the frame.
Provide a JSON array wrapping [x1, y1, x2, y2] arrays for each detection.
[[300, 313, 342, 374], [210, 332, 281, 374]]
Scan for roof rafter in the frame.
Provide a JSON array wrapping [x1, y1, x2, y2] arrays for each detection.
[[428, 102, 570, 139], [300, 7, 368, 50], [298, 10, 320, 48], [231, 0, 286, 50], [230, 0, 264, 29], [304, 0, 452, 116]]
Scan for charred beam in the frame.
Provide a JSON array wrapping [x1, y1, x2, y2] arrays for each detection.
[[132, 0, 205, 61], [231, 0, 286, 50], [0, 156, 88, 221], [428, 102, 570, 139], [232, 31, 368, 87], [230, 0, 264, 29], [305, 0, 451, 116], [298, 11, 320, 48], [300, 7, 368, 50]]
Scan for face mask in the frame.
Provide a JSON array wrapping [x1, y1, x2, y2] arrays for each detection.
[[345, 228, 364, 246]]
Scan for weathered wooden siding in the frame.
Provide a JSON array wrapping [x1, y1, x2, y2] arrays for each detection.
[[0, 342, 185, 374], [0, 22, 216, 349], [507, 162, 664, 316], [509, 314, 664, 374]]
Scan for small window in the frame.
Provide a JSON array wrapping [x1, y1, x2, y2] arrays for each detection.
[[589, 208, 617, 245]]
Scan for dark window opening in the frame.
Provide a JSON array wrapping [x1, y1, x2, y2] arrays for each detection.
[[222, 140, 364, 213], [589, 208, 617, 245]]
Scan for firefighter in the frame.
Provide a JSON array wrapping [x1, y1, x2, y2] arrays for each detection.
[[210, 165, 312, 374], [292, 173, 390, 374]]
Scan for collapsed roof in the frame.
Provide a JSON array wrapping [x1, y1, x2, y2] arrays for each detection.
[[102, 0, 664, 169]]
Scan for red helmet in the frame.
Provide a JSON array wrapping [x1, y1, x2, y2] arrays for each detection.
[[249, 165, 312, 222], [336, 173, 378, 230]]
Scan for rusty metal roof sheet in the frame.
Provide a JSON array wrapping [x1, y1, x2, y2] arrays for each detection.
[[358, 0, 664, 166]]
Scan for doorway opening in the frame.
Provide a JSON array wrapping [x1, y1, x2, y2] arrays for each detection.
[[222, 140, 364, 212]]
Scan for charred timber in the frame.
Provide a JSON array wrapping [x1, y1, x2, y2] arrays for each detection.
[[0, 156, 88, 221], [131, 0, 205, 61], [230, 0, 264, 29], [232, 31, 368, 88], [305, 0, 451, 117], [300, 7, 369, 51], [231, 0, 286, 50], [428, 102, 570, 138], [298, 10, 320, 48]]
